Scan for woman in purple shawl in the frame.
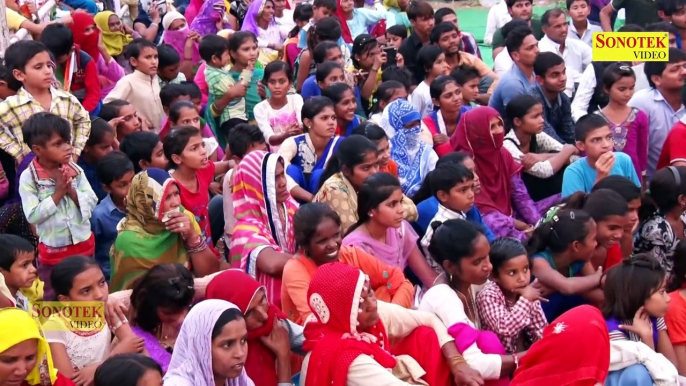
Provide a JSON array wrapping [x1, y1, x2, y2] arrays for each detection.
[[162, 11, 202, 68], [189, 0, 229, 37], [164, 299, 255, 386], [241, 0, 286, 63]]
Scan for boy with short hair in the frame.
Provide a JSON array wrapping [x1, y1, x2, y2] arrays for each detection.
[[561, 114, 641, 197], [0, 234, 37, 311], [119, 131, 168, 173], [18, 112, 98, 301], [386, 24, 407, 49], [491, 0, 544, 57], [400, 1, 436, 84], [160, 83, 191, 117], [183, 81, 204, 113], [420, 162, 476, 273], [567, 0, 602, 46], [297, 0, 338, 49], [451, 65, 480, 107], [0, 60, 21, 101], [40, 23, 101, 115], [659, 0, 686, 48], [104, 38, 165, 132], [157, 43, 188, 88], [92, 151, 134, 280]]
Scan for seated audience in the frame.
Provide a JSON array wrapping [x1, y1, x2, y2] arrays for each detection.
[[567, 0, 603, 46], [529, 52, 575, 145]]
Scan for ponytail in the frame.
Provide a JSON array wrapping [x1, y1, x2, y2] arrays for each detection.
[[526, 209, 594, 256]]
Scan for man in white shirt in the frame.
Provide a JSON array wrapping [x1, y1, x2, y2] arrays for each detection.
[[567, 0, 603, 46], [492, 19, 528, 76], [484, 0, 512, 45], [538, 8, 592, 97]]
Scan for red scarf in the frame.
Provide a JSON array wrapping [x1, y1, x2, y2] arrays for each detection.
[[335, 0, 353, 44], [303, 262, 396, 386], [205, 270, 286, 386], [70, 12, 100, 63], [512, 305, 610, 386], [450, 106, 522, 215]]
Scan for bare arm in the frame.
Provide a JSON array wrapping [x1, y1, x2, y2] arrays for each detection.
[[674, 345, 686, 375], [296, 50, 312, 92], [599, 4, 615, 31], [658, 329, 679, 367], [406, 245, 438, 288], [531, 259, 601, 295], [256, 248, 292, 276]]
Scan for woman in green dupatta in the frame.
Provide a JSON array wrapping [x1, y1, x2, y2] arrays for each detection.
[[110, 168, 219, 291]]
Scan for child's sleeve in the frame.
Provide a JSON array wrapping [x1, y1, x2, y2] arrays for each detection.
[[69, 96, 92, 158], [525, 301, 548, 343], [253, 101, 275, 143], [561, 162, 588, 198], [620, 152, 641, 187], [19, 170, 57, 226], [103, 78, 133, 104], [476, 285, 535, 338], [73, 171, 98, 220]]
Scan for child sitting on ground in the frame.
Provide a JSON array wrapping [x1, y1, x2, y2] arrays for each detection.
[[0, 234, 38, 311], [120, 131, 169, 173], [78, 118, 116, 201]]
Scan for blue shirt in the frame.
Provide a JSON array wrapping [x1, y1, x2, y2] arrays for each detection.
[[415, 196, 495, 242], [488, 64, 536, 119], [91, 195, 126, 280], [300, 75, 367, 118], [561, 152, 641, 197], [77, 157, 106, 202]]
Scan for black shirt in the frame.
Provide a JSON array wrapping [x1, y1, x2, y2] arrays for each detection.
[[400, 32, 428, 86]]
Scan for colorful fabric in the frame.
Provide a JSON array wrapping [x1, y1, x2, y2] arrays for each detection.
[[511, 305, 610, 386], [162, 13, 202, 66], [173, 162, 217, 255], [110, 168, 196, 291], [131, 326, 171, 373], [229, 151, 298, 308], [164, 299, 254, 386], [302, 262, 396, 386], [189, 0, 227, 36], [450, 106, 522, 216], [0, 308, 58, 385], [343, 220, 418, 269], [665, 290, 686, 346], [206, 269, 287, 386], [313, 172, 358, 233], [70, 12, 100, 62], [241, 0, 276, 36], [0, 87, 91, 161], [446, 323, 510, 386], [334, 0, 353, 43], [94, 11, 133, 56]]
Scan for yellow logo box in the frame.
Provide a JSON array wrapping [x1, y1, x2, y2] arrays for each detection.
[[593, 32, 669, 62], [31, 302, 106, 332]]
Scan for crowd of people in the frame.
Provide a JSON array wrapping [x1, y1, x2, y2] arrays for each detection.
[[2, 0, 686, 383]]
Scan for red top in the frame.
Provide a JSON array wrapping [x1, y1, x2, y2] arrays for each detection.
[[603, 243, 623, 270], [23, 373, 76, 386], [422, 115, 453, 157], [657, 120, 686, 170], [174, 162, 217, 255]]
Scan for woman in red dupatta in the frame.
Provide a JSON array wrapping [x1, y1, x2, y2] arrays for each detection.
[[302, 262, 484, 386], [450, 106, 559, 241], [206, 269, 297, 386]]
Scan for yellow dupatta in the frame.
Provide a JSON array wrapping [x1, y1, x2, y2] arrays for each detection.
[[94, 11, 134, 56]]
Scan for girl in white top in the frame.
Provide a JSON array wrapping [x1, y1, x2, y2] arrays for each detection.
[[418, 219, 522, 382], [254, 61, 304, 154], [409, 46, 449, 118]]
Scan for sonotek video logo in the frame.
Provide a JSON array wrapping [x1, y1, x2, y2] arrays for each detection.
[[593, 32, 669, 61]]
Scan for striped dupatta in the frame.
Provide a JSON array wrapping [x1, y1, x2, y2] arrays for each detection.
[[229, 151, 298, 308]]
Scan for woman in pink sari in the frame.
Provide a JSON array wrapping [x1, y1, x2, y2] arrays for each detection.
[[162, 11, 202, 72], [229, 151, 299, 308]]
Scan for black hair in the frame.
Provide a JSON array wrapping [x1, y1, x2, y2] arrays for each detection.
[[430, 163, 474, 198], [407, 1, 434, 20], [575, 113, 609, 142], [120, 131, 162, 174], [157, 44, 181, 69], [168, 100, 197, 124], [263, 60, 293, 83], [182, 81, 202, 100], [380, 65, 414, 90], [319, 134, 378, 190], [229, 32, 258, 64], [533, 51, 565, 78], [506, 26, 534, 58], [302, 96, 335, 127], [199, 34, 230, 63], [645, 48, 686, 88], [293, 202, 342, 249], [94, 354, 162, 386], [160, 84, 190, 109], [131, 264, 195, 333], [307, 17, 342, 51], [490, 238, 529, 275], [450, 65, 481, 86], [289, 3, 314, 38], [371, 80, 407, 113], [227, 123, 266, 159], [602, 254, 666, 320], [506, 0, 532, 7], [22, 112, 71, 149], [4, 40, 49, 76], [412, 152, 471, 204], [505, 94, 542, 131], [417, 45, 444, 80], [617, 23, 645, 32], [430, 22, 459, 45], [346, 172, 402, 235], [645, 21, 680, 36], [352, 34, 378, 69], [501, 19, 529, 41], [99, 100, 131, 122], [386, 24, 408, 39], [639, 166, 686, 223], [313, 41, 342, 64], [352, 121, 388, 142], [0, 58, 20, 92], [564, 188, 629, 222], [321, 82, 354, 105], [316, 61, 344, 83], [163, 126, 201, 169], [601, 62, 636, 92], [541, 8, 565, 26], [659, 0, 686, 16], [313, 0, 337, 11], [592, 175, 642, 203], [526, 209, 594, 255], [429, 75, 458, 102], [211, 308, 245, 340], [124, 38, 157, 60], [434, 7, 456, 25], [85, 118, 115, 147], [565, 0, 588, 9], [96, 151, 134, 187], [0, 234, 34, 271], [39, 24, 73, 58], [669, 239, 686, 291], [50, 256, 101, 300], [428, 218, 485, 269]]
